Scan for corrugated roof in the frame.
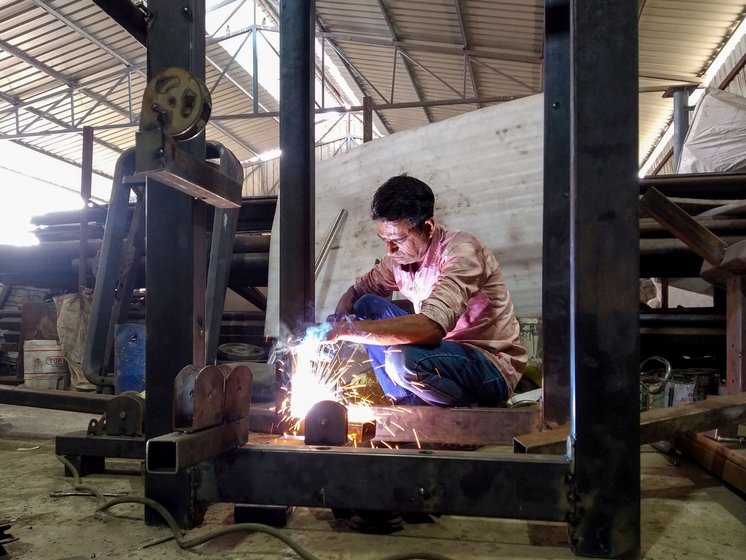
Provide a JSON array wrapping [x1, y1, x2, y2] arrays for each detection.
[[0, 0, 745, 195]]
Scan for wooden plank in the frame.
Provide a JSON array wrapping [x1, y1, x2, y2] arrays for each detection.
[[514, 393, 746, 454], [640, 187, 727, 266], [676, 433, 746, 495], [373, 405, 541, 446]]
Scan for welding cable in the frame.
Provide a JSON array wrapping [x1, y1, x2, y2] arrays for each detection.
[[53, 455, 107, 503], [56, 455, 458, 560]]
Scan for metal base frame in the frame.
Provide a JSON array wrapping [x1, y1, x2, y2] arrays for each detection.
[[136, 1, 641, 558], [55, 431, 145, 476]]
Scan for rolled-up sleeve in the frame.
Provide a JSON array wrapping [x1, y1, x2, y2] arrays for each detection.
[[419, 243, 487, 333], [352, 257, 399, 299]]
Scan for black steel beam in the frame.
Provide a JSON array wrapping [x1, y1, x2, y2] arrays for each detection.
[[55, 431, 145, 460], [0, 385, 110, 414], [143, 0, 206, 529], [542, 0, 571, 428], [640, 173, 746, 199], [92, 0, 148, 46], [196, 445, 570, 521], [279, 0, 316, 335], [569, 1, 640, 558]]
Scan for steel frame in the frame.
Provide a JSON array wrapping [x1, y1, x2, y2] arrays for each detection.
[[137, 2, 641, 558]]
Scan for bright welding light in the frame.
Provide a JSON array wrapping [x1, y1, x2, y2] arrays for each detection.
[[288, 323, 337, 421], [285, 322, 377, 426]]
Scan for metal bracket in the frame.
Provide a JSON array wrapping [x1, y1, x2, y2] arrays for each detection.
[[173, 364, 226, 432]]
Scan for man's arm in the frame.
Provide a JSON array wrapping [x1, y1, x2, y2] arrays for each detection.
[[329, 313, 444, 346], [332, 285, 359, 317]]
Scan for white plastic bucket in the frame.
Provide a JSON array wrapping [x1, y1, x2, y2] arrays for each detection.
[[23, 340, 69, 390]]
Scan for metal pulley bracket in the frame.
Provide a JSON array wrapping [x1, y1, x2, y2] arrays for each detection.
[[173, 364, 226, 432], [140, 67, 211, 141], [87, 391, 146, 437], [135, 68, 242, 209]]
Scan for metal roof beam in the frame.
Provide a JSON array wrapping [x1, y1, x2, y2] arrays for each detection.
[[320, 31, 542, 65], [90, 0, 148, 46], [375, 0, 432, 123], [454, 0, 480, 107], [31, 0, 133, 68]]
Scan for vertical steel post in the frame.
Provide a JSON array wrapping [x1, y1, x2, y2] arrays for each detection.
[[542, 0, 571, 428], [363, 95, 373, 142], [144, 0, 206, 528], [671, 87, 691, 173], [279, 0, 316, 336], [569, 1, 640, 557], [79, 126, 94, 289], [726, 277, 745, 394]]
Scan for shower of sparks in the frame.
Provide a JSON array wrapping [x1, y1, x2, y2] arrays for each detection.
[[280, 324, 376, 431]]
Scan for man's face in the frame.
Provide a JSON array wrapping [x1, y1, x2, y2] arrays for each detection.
[[376, 218, 434, 266]]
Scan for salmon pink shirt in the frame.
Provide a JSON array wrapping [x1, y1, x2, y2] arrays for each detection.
[[351, 224, 527, 394]]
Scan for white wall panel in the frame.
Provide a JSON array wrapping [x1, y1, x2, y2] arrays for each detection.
[[266, 93, 544, 336]]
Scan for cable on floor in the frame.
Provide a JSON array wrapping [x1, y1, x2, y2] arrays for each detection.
[[54, 455, 457, 560]]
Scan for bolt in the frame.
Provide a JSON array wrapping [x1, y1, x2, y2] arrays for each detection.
[[119, 411, 127, 420], [182, 6, 193, 20], [320, 417, 329, 427], [552, 101, 560, 110]]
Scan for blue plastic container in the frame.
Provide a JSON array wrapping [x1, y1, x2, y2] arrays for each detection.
[[114, 323, 146, 394]]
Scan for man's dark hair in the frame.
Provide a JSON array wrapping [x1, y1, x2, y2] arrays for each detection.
[[371, 175, 435, 227]]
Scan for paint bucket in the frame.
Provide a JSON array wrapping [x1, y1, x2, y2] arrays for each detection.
[[662, 369, 716, 408], [23, 339, 69, 390], [115, 323, 146, 394]]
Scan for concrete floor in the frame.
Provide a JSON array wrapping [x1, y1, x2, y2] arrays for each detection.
[[0, 403, 744, 560]]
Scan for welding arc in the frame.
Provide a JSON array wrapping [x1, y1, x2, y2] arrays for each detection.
[[55, 455, 458, 560]]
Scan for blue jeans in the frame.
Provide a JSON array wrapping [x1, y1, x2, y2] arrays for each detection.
[[352, 294, 508, 407]]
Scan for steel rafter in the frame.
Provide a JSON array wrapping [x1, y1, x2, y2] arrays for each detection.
[[375, 0, 432, 123], [454, 0, 480, 107]]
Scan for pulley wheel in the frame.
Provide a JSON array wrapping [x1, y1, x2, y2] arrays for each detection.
[[141, 67, 211, 141]]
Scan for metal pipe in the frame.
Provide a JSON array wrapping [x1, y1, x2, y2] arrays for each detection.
[[671, 87, 691, 172], [314, 209, 347, 279]]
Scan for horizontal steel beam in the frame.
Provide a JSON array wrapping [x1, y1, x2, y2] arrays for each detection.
[[0, 385, 111, 414], [55, 430, 145, 460], [146, 417, 250, 474], [135, 131, 241, 208], [640, 174, 746, 199], [195, 444, 570, 520], [373, 405, 541, 445], [514, 393, 746, 454]]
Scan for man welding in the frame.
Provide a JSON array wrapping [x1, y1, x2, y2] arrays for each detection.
[[318, 174, 527, 407]]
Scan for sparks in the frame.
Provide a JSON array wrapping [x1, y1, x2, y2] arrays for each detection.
[[282, 324, 376, 429]]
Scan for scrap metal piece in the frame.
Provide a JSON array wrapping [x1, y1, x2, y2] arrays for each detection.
[[0, 522, 18, 557], [173, 364, 225, 432], [373, 405, 540, 446], [304, 400, 348, 446], [140, 67, 211, 141]]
